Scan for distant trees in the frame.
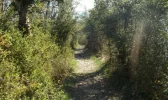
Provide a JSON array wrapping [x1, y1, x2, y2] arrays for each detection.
[[84, 1, 109, 55], [51, 0, 75, 46]]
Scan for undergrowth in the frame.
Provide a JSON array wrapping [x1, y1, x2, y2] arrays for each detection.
[[0, 27, 74, 99]]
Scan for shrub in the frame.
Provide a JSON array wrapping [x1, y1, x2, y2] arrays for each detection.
[[0, 27, 73, 99]]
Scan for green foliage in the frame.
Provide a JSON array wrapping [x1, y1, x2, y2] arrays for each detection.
[[84, 1, 110, 56], [0, 0, 76, 99], [85, 0, 168, 99], [78, 33, 88, 46], [0, 7, 17, 31], [51, 0, 75, 47], [0, 27, 73, 99]]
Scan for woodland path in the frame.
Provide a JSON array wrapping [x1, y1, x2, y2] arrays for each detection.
[[74, 49, 98, 74], [64, 49, 117, 100]]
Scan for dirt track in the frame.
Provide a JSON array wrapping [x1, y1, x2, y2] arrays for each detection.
[[67, 50, 114, 100]]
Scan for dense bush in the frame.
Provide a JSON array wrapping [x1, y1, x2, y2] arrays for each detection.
[[0, 27, 74, 99], [0, 0, 77, 99], [85, 0, 168, 99]]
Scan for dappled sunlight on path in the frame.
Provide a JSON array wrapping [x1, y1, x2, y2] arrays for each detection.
[[74, 50, 99, 74], [64, 49, 121, 100]]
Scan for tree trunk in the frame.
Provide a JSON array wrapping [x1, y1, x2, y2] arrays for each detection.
[[46, 1, 50, 18], [1, 0, 4, 12], [118, 47, 126, 66], [45, 1, 50, 30], [18, 1, 29, 35]]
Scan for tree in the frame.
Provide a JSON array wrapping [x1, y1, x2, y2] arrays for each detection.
[[85, 0, 168, 99], [12, 0, 63, 35], [51, 0, 75, 46], [0, 0, 4, 12]]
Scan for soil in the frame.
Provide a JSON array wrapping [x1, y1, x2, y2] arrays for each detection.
[[64, 49, 118, 100]]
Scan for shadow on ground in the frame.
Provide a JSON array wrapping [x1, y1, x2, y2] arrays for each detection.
[[63, 49, 133, 100], [74, 48, 94, 60]]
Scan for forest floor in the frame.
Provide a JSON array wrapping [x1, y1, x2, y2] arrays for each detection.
[[64, 48, 122, 100]]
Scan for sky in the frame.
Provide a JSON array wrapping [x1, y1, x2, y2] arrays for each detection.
[[75, 0, 95, 13]]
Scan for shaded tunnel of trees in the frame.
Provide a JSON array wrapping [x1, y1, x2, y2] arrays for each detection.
[[0, 0, 168, 99]]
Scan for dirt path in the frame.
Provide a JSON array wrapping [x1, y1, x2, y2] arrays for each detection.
[[64, 50, 115, 100], [74, 50, 98, 74], [63, 49, 130, 100]]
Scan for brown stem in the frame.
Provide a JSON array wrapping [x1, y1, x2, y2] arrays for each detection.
[[18, 1, 29, 35]]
